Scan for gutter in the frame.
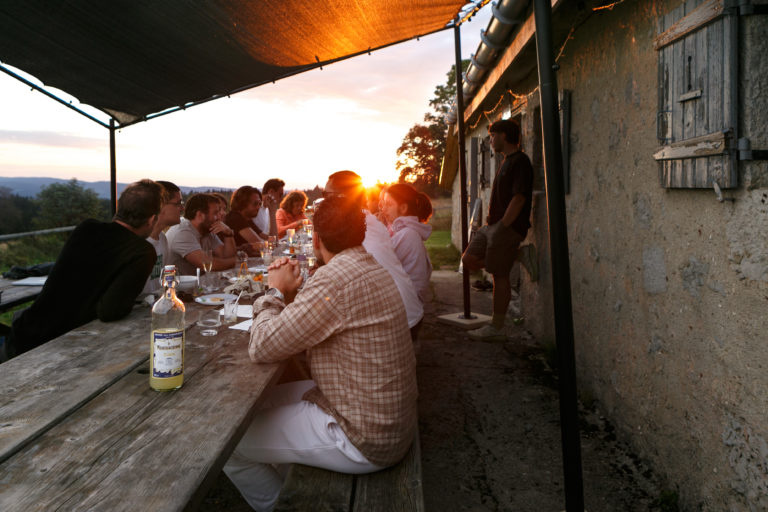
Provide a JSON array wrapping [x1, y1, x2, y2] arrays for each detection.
[[446, 0, 530, 126]]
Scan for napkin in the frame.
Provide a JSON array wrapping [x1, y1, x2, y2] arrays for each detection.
[[230, 319, 253, 331]]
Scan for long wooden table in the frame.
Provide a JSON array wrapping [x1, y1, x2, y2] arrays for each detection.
[[0, 299, 284, 511], [0, 277, 43, 313]]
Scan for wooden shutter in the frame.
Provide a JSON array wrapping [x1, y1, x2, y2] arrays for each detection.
[[654, 0, 738, 188]]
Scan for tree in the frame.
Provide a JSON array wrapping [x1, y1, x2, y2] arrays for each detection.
[[396, 60, 469, 197], [34, 179, 108, 229], [0, 187, 39, 235]]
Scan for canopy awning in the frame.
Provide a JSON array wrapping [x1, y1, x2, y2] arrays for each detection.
[[0, 0, 469, 126]]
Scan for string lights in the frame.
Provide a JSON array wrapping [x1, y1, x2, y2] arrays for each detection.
[[592, 0, 627, 11]]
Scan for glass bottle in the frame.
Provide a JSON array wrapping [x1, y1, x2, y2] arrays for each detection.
[[150, 265, 185, 391]]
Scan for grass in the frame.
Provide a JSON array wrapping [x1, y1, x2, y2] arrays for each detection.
[[0, 234, 66, 327], [0, 233, 67, 274], [426, 230, 460, 270]]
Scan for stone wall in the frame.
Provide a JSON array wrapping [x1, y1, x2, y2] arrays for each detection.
[[453, 0, 768, 509], [544, 0, 768, 509]]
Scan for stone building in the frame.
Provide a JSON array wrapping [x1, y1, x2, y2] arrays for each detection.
[[442, 0, 768, 509]]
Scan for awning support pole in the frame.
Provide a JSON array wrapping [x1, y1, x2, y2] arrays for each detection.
[[454, 21, 472, 320], [109, 119, 117, 217], [532, 0, 585, 510]]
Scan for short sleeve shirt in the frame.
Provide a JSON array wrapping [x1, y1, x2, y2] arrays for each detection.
[[487, 150, 534, 237], [165, 218, 223, 275]]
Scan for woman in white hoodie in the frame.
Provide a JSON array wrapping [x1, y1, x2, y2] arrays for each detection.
[[380, 183, 433, 305]]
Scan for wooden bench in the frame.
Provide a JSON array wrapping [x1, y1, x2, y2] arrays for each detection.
[[274, 432, 424, 512]]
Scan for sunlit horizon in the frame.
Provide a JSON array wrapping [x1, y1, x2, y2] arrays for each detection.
[[0, 8, 491, 192]]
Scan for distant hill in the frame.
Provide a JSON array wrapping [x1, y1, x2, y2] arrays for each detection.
[[0, 177, 230, 199]]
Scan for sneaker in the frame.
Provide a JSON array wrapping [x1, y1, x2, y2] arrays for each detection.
[[468, 324, 507, 341]]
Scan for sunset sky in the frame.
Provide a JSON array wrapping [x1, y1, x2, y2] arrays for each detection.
[[0, 8, 491, 191]]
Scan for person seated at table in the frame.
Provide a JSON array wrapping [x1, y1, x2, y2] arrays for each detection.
[[254, 178, 285, 237], [1, 180, 162, 362], [142, 180, 184, 295], [211, 192, 229, 217], [225, 186, 268, 251], [379, 183, 433, 305], [323, 171, 424, 340], [224, 196, 417, 511], [166, 193, 236, 275], [275, 190, 308, 238]]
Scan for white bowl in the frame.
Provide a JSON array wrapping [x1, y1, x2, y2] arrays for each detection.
[[177, 275, 198, 292]]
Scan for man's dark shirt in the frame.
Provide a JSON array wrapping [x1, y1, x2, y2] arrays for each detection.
[[487, 150, 534, 237], [225, 210, 264, 246], [9, 219, 156, 356]]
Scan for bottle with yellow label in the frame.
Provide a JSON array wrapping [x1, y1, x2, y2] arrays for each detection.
[[150, 265, 185, 391]]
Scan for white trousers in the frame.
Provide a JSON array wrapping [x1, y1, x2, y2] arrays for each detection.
[[223, 380, 382, 511]]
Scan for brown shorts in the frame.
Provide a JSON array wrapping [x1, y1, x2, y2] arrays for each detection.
[[465, 223, 524, 276]]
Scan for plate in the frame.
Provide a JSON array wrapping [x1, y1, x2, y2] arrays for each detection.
[[195, 293, 237, 305], [248, 266, 268, 274]]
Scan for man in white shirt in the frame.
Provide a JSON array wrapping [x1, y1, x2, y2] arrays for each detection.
[[253, 178, 285, 236], [323, 171, 424, 339], [166, 193, 237, 275], [142, 180, 183, 295]]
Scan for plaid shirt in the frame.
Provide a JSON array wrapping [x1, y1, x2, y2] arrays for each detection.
[[249, 246, 418, 466]]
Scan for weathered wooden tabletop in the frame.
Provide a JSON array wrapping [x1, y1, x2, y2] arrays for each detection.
[[0, 300, 283, 511], [0, 277, 43, 313]]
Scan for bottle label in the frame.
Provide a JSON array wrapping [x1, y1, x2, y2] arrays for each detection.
[[152, 330, 184, 378]]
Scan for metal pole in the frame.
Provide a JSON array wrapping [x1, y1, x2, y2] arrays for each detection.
[[109, 119, 117, 217], [531, 0, 584, 509], [454, 21, 472, 320]]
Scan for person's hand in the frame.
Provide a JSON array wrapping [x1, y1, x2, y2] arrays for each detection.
[[209, 221, 234, 238], [267, 258, 303, 302], [264, 193, 279, 210]]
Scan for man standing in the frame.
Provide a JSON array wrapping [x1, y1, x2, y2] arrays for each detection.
[[254, 178, 285, 236], [462, 118, 533, 341], [142, 180, 183, 295], [166, 193, 236, 275], [224, 196, 417, 511], [323, 171, 424, 338], [2, 180, 162, 361]]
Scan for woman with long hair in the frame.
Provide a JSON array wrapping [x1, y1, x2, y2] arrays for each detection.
[[276, 190, 308, 238], [225, 186, 268, 249], [380, 183, 433, 304]]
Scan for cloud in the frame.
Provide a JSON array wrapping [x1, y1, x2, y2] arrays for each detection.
[[0, 130, 104, 149]]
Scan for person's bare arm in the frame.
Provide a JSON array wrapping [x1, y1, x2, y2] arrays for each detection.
[[185, 249, 236, 272]]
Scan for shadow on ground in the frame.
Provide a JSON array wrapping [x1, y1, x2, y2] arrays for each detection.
[[200, 270, 666, 511]]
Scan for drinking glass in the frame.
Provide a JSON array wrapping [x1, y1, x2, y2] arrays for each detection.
[[198, 310, 220, 336], [202, 249, 213, 273], [201, 249, 215, 291], [221, 300, 238, 324], [286, 228, 295, 244], [305, 223, 313, 238]]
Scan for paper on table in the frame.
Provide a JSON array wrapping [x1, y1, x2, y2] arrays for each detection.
[[229, 318, 253, 331], [12, 276, 47, 286]]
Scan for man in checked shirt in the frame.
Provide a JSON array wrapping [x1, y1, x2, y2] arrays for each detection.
[[224, 195, 418, 512]]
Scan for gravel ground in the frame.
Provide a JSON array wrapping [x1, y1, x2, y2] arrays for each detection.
[[199, 270, 667, 511]]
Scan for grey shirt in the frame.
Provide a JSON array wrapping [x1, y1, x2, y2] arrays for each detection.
[[165, 218, 223, 275]]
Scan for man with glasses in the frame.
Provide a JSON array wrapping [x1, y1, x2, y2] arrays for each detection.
[[142, 180, 183, 295], [254, 178, 285, 237]]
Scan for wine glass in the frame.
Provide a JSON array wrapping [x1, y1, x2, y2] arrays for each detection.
[[201, 249, 214, 291]]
